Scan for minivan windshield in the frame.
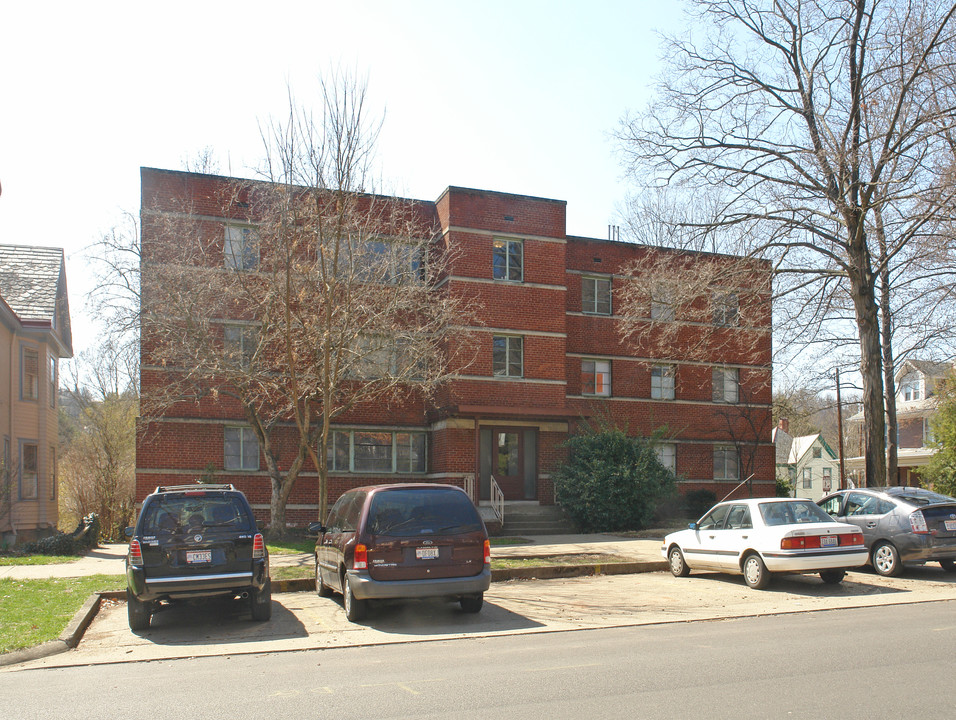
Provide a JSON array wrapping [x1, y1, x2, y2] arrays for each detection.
[[367, 488, 483, 537]]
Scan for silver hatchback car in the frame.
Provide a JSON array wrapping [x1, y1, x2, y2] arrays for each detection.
[[817, 487, 956, 576]]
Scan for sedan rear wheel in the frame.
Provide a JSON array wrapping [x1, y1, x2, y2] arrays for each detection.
[[940, 559, 956, 573], [742, 553, 771, 590], [668, 546, 690, 577], [819, 569, 846, 584], [872, 541, 903, 577]]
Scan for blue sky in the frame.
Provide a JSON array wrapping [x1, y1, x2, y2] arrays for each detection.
[[0, 1, 685, 357]]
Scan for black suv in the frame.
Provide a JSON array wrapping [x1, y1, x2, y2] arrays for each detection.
[[124, 484, 271, 631]]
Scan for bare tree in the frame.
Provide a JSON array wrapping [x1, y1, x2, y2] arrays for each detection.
[[618, 0, 956, 486], [140, 71, 475, 536]]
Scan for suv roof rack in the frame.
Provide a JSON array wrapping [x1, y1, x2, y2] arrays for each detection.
[[154, 483, 237, 494]]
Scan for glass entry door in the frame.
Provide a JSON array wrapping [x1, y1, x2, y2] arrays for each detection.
[[479, 427, 537, 500]]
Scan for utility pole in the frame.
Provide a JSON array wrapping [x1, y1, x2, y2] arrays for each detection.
[[836, 368, 847, 491]]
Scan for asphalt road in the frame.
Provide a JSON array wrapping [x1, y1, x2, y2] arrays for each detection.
[[2, 601, 954, 719]]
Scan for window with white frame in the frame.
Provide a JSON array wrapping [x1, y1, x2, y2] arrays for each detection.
[[224, 427, 259, 470], [582, 276, 611, 315], [20, 442, 38, 500], [21, 346, 39, 401], [492, 238, 523, 281], [49, 446, 56, 500], [651, 364, 675, 400], [656, 443, 676, 474], [581, 359, 611, 396], [924, 418, 935, 446], [224, 225, 259, 270], [714, 445, 739, 481], [327, 430, 427, 473], [48, 353, 57, 407], [802, 468, 812, 488], [650, 286, 675, 322], [224, 324, 258, 368], [712, 367, 739, 403], [900, 373, 921, 402], [353, 238, 422, 284], [822, 467, 832, 493], [493, 336, 523, 377], [712, 291, 739, 327]]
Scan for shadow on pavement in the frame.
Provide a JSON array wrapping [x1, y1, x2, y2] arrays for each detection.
[[685, 570, 910, 598]]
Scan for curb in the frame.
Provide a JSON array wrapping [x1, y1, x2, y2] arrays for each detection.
[[0, 562, 666, 667]]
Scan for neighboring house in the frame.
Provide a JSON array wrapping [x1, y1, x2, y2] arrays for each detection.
[[136, 168, 775, 527], [0, 244, 73, 546], [844, 359, 954, 487], [773, 419, 839, 500]]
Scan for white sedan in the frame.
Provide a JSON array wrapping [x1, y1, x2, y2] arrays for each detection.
[[661, 497, 869, 589]]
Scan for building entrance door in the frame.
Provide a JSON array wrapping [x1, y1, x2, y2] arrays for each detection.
[[479, 426, 537, 501]]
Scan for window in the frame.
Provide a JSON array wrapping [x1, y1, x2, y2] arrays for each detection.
[[822, 467, 832, 493], [582, 276, 611, 315], [21, 346, 38, 401], [328, 430, 427, 474], [353, 238, 422, 284], [49, 446, 56, 500], [712, 367, 739, 403], [20, 442, 38, 500], [650, 286, 675, 321], [924, 418, 935, 446], [900, 373, 921, 402], [493, 336, 523, 377], [651, 365, 675, 400], [812, 447, 822, 459], [581, 359, 611, 396], [656, 443, 676, 474], [712, 291, 739, 327], [48, 354, 57, 407], [492, 238, 523, 281], [802, 468, 812, 488], [224, 324, 257, 368], [714, 445, 739, 481], [224, 225, 258, 270], [224, 427, 259, 470]]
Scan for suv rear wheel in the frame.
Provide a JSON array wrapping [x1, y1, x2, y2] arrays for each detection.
[[127, 589, 151, 631], [250, 579, 272, 621]]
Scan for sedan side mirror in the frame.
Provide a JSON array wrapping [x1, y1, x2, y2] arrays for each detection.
[[688, 522, 699, 531]]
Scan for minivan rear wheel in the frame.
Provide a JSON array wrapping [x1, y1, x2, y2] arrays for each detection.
[[343, 577, 367, 622], [460, 593, 483, 613]]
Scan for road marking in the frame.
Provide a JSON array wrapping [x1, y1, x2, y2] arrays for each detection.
[[524, 663, 602, 673], [358, 679, 444, 695]]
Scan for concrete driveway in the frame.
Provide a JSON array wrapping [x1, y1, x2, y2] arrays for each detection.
[[8, 558, 956, 670]]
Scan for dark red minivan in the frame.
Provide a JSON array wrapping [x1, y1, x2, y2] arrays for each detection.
[[308, 484, 491, 621]]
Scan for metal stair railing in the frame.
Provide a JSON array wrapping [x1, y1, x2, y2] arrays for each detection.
[[489, 474, 505, 526]]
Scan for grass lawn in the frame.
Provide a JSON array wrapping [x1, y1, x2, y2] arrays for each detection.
[[0, 575, 125, 654], [0, 554, 81, 567]]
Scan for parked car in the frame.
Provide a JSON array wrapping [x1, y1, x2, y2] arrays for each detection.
[[124, 484, 271, 631], [817, 487, 956, 577], [307, 483, 491, 621], [662, 497, 868, 589]]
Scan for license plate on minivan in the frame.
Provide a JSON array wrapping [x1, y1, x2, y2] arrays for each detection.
[[416, 547, 439, 560], [186, 550, 212, 564]]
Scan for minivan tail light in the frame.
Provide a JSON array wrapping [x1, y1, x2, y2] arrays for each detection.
[[129, 539, 143, 566], [354, 544, 368, 570], [252, 533, 266, 559], [483, 539, 491, 566], [910, 511, 930, 534]]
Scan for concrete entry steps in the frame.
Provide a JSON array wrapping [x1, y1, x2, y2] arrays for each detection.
[[498, 502, 577, 536]]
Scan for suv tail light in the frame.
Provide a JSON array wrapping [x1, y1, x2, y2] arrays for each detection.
[[483, 539, 491, 566], [909, 511, 930, 534], [129, 539, 143, 566], [353, 544, 368, 570], [252, 533, 266, 559]]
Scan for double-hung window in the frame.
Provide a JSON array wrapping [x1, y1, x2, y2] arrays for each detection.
[[581, 359, 611, 396], [48, 354, 57, 407], [224, 225, 259, 270], [20, 442, 38, 500], [656, 443, 676, 474], [492, 238, 523, 281], [327, 430, 427, 473], [493, 336, 523, 377], [224, 324, 257, 368], [224, 427, 259, 470], [712, 291, 739, 327], [582, 276, 611, 315], [900, 373, 921, 401], [714, 445, 739, 481], [650, 286, 675, 321], [21, 346, 39, 401], [651, 365, 675, 400], [802, 468, 813, 488], [712, 367, 739, 403]]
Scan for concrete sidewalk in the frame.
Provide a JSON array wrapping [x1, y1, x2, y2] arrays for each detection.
[[0, 535, 667, 580]]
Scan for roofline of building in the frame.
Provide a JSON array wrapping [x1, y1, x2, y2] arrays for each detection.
[[435, 185, 567, 207]]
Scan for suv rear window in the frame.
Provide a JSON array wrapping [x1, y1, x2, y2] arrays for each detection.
[[367, 488, 483, 537], [141, 495, 253, 534]]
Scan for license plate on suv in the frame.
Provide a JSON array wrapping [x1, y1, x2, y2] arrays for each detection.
[[416, 547, 439, 560], [945, 520, 956, 532], [820, 536, 838, 547], [186, 550, 212, 564]]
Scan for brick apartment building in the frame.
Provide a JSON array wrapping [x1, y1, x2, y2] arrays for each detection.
[[136, 167, 774, 528]]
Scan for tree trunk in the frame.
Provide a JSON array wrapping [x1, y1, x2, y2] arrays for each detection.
[[849, 273, 887, 487], [879, 260, 899, 486]]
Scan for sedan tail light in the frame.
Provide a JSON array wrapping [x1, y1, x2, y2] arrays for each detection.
[[129, 539, 143, 566], [909, 511, 930, 534], [353, 544, 368, 570], [252, 533, 266, 559]]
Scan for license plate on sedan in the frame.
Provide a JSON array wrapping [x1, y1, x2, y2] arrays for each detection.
[[416, 547, 439, 560], [186, 550, 212, 564], [820, 536, 838, 547], [946, 520, 956, 532]]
